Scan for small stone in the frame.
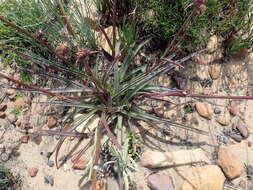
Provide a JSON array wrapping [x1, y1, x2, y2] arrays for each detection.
[[72, 156, 88, 170], [1, 153, 10, 162], [215, 116, 230, 126], [195, 102, 213, 119], [181, 165, 225, 190], [147, 173, 175, 190], [153, 107, 164, 117], [230, 101, 238, 116], [140, 149, 209, 168], [28, 168, 39, 177], [14, 97, 26, 109], [217, 146, 244, 180], [238, 179, 247, 188], [0, 112, 6, 118], [214, 107, 221, 114], [248, 141, 252, 147], [7, 114, 17, 124], [68, 136, 75, 141], [194, 50, 223, 65], [20, 135, 29, 143], [44, 175, 54, 186], [0, 104, 7, 111], [5, 89, 16, 96], [235, 124, 249, 139], [0, 144, 5, 154], [208, 65, 221, 80], [47, 116, 57, 128], [207, 35, 218, 53], [47, 160, 54, 167], [230, 134, 243, 143]]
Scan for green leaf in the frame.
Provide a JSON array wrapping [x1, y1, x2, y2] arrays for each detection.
[[122, 110, 209, 135]]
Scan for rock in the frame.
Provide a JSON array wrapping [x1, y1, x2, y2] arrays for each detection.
[[1, 153, 10, 162], [248, 141, 252, 147], [47, 160, 54, 167], [72, 156, 88, 170], [230, 134, 243, 143], [214, 107, 221, 114], [0, 104, 7, 111], [217, 146, 244, 180], [28, 168, 39, 177], [0, 112, 6, 118], [235, 124, 249, 139], [215, 116, 230, 126], [207, 35, 218, 53], [47, 116, 57, 128], [96, 26, 119, 55], [14, 97, 26, 109], [20, 135, 29, 143], [181, 165, 225, 190], [208, 65, 221, 80], [195, 102, 213, 119], [140, 149, 209, 168], [230, 101, 238, 116], [147, 173, 175, 190], [7, 114, 17, 124], [44, 175, 54, 186], [194, 50, 223, 65]]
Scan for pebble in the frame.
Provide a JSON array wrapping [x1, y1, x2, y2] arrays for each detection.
[[208, 65, 221, 80], [230, 101, 238, 116], [47, 160, 54, 167], [1, 153, 10, 162], [230, 134, 243, 143], [195, 102, 213, 119], [147, 173, 175, 190], [0, 104, 7, 111], [47, 116, 58, 128], [153, 107, 164, 118], [217, 146, 244, 180], [238, 179, 247, 188], [44, 175, 54, 186], [7, 114, 17, 124], [248, 141, 252, 147], [140, 149, 209, 168], [235, 124, 249, 139], [0, 144, 5, 154], [14, 97, 26, 109], [0, 112, 6, 118], [207, 35, 218, 53], [68, 136, 75, 141], [181, 165, 225, 190], [20, 135, 29, 143], [28, 168, 39, 177], [215, 116, 230, 126], [214, 107, 221, 114], [5, 89, 16, 96], [72, 156, 88, 170]]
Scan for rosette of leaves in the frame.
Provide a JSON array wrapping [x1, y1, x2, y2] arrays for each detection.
[[0, 0, 208, 189]]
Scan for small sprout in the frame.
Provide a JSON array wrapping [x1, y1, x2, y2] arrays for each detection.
[[184, 104, 194, 113]]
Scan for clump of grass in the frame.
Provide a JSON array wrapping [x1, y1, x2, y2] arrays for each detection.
[[0, 165, 17, 190]]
